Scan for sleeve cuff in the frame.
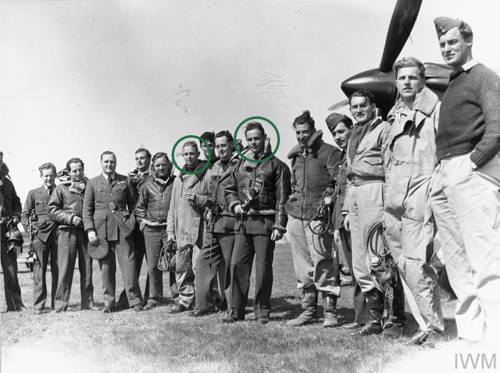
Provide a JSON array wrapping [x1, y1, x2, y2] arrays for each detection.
[[470, 150, 489, 168], [272, 224, 287, 234]]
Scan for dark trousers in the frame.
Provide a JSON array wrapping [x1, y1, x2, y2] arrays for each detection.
[[0, 237, 23, 310], [54, 228, 93, 309], [32, 234, 58, 310], [118, 228, 149, 307], [216, 233, 235, 305], [98, 234, 142, 308], [230, 233, 275, 320], [195, 231, 224, 311], [339, 228, 367, 324], [143, 226, 178, 303]]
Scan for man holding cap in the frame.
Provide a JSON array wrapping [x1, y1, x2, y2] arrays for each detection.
[[83, 151, 143, 312], [430, 17, 500, 342]]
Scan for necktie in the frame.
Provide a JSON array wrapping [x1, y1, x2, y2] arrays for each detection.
[[108, 176, 113, 185]]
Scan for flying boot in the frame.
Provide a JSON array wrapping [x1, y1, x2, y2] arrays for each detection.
[[287, 287, 318, 326], [322, 293, 342, 328], [355, 288, 383, 335]]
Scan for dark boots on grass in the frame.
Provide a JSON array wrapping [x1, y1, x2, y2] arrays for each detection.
[[287, 288, 340, 327]]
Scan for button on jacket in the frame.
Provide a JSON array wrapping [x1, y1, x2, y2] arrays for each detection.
[[83, 173, 137, 241]]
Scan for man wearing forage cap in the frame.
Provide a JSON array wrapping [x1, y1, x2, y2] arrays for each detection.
[[430, 16, 500, 343]]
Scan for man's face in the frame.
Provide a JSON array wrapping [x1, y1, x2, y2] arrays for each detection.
[[153, 156, 171, 178], [332, 122, 352, 150], [350, 96, 375, 125], [135, 151, 150, 172], [201, 140, 214, 160], [246, 129, 266, 155], [101, 154, 116, 175], [439, 27, 472, 68], [396, 66, 425, 100], [40, 168, 56, 187], [182, 145, 199, 167], [295, 123, 314, 148], [68, 162, 84, 182], [215, 136, 233, 161]]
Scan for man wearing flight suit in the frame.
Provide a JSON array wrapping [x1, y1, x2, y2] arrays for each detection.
[[325, 112, 367, 330], [83, 151, 143, 312], [225, 122, 291, 324], [49, 157, 95, 311], [385, 57, 444, 343], [0, 153, 25, 311], [286, 110, 343, 328], [342, 90, 390, 335], [22, 162, 58, 312], [430, 17, 500, 342]]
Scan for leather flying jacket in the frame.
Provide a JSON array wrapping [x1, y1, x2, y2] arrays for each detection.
[[134, 174, 176, 224], [225, 150, 291, 232], [48, 180, 87, 229]]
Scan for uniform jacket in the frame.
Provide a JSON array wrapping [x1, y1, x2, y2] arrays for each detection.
[[83, 173, 137, 241], [285, 130, 342, 220], [135, 175, 175, 224], [167, 161, 210, 249], [21, 185, 56, 242], [0, 166, 21, 221], [385, 86, 440, 218], [48, 180, 87, 229], [333, 152, 347, 230], [129, 169, 150, 199], [209, 153, 239, 233], [225, 150, 291, 233]]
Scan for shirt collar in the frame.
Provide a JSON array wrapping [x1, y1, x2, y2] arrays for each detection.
[[462, 59, 479, 72], [102, 172, 116, 181]]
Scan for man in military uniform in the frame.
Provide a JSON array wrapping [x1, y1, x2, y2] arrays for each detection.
[[0, 152, 25, 311], [225, 122, 291, 324], [22, 162, 58, 312], [430, 17, 500, 342], [286, 110, 343, 328], [118, 148, 151, 308], [83, 151, 143, 312]]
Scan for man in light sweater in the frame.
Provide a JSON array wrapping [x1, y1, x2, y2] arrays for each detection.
[[430, 17, 500, 343]]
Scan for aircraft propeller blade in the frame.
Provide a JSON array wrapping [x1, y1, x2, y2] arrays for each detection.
[[379, 0, 423, 72], [328, 99, 349, 111]]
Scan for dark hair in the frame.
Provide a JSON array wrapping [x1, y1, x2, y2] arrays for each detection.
[[244, 121, 266, 137], [39, 162, 56, 175], [349, 90, 375, 106], [66, 157, 84, 171], [100, 151, 116, 160], [135, 148, 151, 159], [151, 152, 170, 165], [393, 56, 425, 79], [334, 116, 353, 130], [200, 131, 215, 144], [182, 141, 199, 151], [293, 110, 315, 130], [215, 130, 234, 144]]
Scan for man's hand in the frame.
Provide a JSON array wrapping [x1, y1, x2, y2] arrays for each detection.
[[88, 230, 99, 246], [271, 228, 283, 241], [343, 214, 350, 231], [323, 196, 333, 206], [72, 216, 83, 226], [234, 204, 244, 215], [167, 233, 175, 243]]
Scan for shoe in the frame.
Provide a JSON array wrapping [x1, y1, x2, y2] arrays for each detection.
[[55, 305, 68, 313], [133, 304, 143, 312], [323, 313, 342, 328], [383, 323, 404, 338], [103, 306, 114, 313], [287, 288, 318, 327], [190, 308, 216, 317], [322, 294, 341, 328], [222, 316, 241, 323], [143, 302, 159, 311], [82, 304, 101, 311], [259, 316, 269, 325], [410, 330, 445, 346], [168, 303, 190, 314], [343, 322, 364, 330], [354, 322, 383, 336], [33, 308, 49, 315]]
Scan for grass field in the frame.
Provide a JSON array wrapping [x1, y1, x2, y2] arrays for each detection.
[[0, 242, 461, 373]]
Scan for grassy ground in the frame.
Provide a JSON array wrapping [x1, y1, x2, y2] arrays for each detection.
[[0, 242, 458, 373]]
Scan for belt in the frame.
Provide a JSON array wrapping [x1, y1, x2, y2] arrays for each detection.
[[348, 175, 384, 186]]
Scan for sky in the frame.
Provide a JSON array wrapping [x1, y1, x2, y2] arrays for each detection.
[[1, 0, 499, 199]]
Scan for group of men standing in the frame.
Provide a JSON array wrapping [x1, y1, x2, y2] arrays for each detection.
[[1, 15, 499, 346]]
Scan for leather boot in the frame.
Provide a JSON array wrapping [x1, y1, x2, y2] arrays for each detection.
[[355, 288, 383, 336], [322, 293, 341, 328], [287, 287, 318, 326]]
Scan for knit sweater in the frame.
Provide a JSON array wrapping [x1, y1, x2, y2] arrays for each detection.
[[437, 63, 500, 167]]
